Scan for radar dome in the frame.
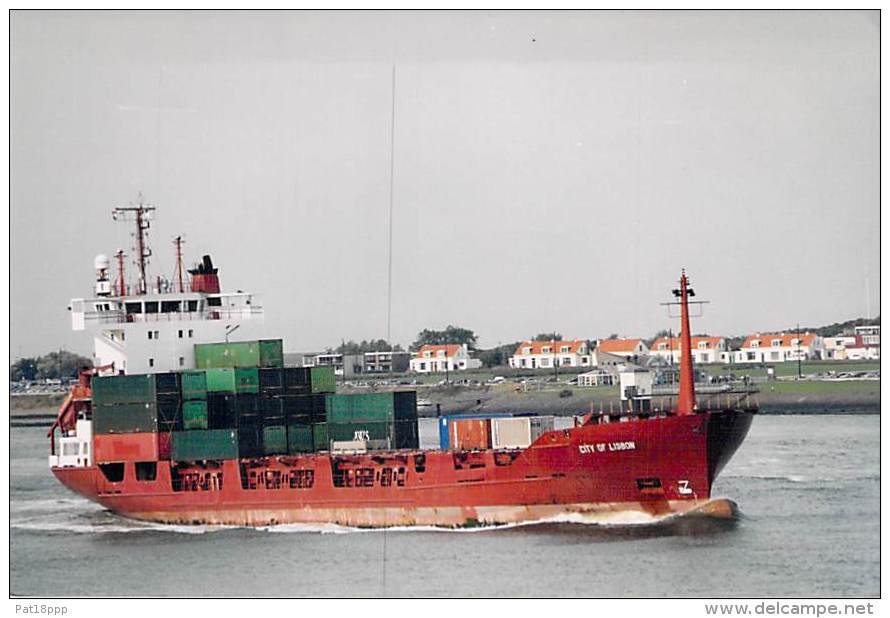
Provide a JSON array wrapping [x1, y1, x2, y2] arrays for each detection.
[[94, 254, 110, 270]]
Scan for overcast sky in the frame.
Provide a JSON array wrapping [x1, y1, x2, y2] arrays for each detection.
[[11, 10, 879, 358]]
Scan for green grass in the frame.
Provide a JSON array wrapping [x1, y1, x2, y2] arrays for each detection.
[[699, 361, 879, 379], [761, 380, 880, 395]]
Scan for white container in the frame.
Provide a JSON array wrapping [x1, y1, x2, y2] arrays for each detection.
[[491, 416, 555, 449]]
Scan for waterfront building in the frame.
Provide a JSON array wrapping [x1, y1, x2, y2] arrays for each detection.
[[409, 344, 482, 373], [649, 336, 727, 364], [738, 332, 824, 363], [508, 340, 591, 369]]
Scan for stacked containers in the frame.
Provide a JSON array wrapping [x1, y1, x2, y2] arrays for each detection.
[[437, 413, 512, 450], [326, 392, 418, 450], [91, 373, 182, 462]]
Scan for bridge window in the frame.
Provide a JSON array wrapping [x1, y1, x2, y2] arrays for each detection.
[[125, 302, 142, 314], [161, 300, 181, 313], [207, 296, 222, 307], [145, 302, 159, 314]]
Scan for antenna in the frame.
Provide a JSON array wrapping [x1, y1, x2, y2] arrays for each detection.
[[173, 235, 186, 293], [115, 249, 126, 297], [112, 194, 156, 295]]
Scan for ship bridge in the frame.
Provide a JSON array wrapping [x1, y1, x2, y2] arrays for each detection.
[[70, 202, 266, 375]]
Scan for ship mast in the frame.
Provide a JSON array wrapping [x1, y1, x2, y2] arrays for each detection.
[[674, 270, 696, 415], [173, 235, 185, 293], [112, 195, 155, 295]]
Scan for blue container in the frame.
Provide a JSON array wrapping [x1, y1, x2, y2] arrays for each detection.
[[437, 413, 512, 449]]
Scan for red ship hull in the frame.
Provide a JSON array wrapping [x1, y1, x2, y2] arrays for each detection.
[[52, 409, 753, 527]]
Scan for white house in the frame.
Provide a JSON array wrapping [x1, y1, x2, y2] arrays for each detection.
[[823, 336, 858, 360], [738, 332, 823, 363], [409, 344, 482, 373], [648, 336, 727, 364], [595, 338, 649, 361], [508, 340, 591, 369]]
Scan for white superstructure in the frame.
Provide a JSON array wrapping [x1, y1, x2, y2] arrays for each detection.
[[68, 202, 265, 374]]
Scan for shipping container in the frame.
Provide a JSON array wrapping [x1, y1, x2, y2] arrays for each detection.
[[418, 418, 440, 450], [237, 424, 263, 458], [286, 424, 314, 454], [171, 429, 239, 461], [437, 413, 512, 449], [280, 393, 327, 422], [491, 416, 555, 449], [207, 392, 237, 429], [257, 394, 282, 418], [91, 374, 159, 405], [258, 367, 283, 390], [236, 392, 259, 417], [180, 370, 208, 400], [194, 341, 261, 369], [262, 425, 288, 455], [234, 367, 259, 393], [157, 397, 181, 428], [93, 432, 159, 463], [205, 368, 237, 392], [326, 391, 417, 424], [309, 366, 336, 393], [282, 366, 336, 394], [258, 339, 284, 368], [182, 400, 209, 430], [154, 372, 180, 395], [450, 418, 492, 450], [312, 423, 328, 451], [92, 402, 158, 434], [326, 419, 418, 450]]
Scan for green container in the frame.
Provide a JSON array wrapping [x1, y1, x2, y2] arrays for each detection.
[[182, 400, 209, 430], [180, 370, 207, 400], [313, 423, 328, 451], [262, 425, 288, 455], [171, 429, 239, 461], [205, 368, 237, 393], [93, 402, 158, 434], [309, 366, 336, 393], [194, 341, 259, 369], [287, 424, 314, 454], [234, 367, 259, 393], [91, 374, 158, 405], [258, 339, 284, 368], [326, 391, 417, 424]]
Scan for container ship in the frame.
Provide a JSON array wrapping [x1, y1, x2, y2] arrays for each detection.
[[49, 203, 755, 527]]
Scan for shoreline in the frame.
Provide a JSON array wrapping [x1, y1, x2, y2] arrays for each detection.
[[11, 383, 879, 419]]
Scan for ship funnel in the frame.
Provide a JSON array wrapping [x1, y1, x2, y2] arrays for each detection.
[[188, 253, 221, 293]]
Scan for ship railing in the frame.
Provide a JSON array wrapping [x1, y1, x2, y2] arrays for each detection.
[[83, 307, 264, 324], [587, 388, 759, 421]]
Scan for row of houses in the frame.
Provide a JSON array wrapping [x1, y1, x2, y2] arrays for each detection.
[[508, 325, 880, 369], [286, 326, 879, 376]]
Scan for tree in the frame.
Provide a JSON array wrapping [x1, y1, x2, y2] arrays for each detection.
[[533, 332, 562, 341], [331, 339, 402, 355], [12, 350, 92, 381], [411, 325, 478, 350], [476, 342, 521, 368], [10, 357, 39, 381]]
